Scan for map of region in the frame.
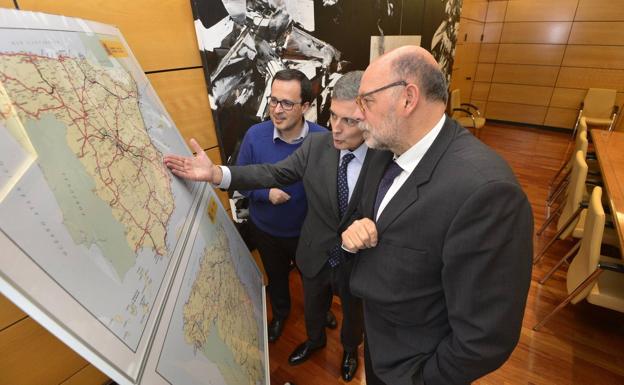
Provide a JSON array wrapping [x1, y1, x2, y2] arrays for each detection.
[[0, 28, 196, 349], [157, 192, 266, 385]]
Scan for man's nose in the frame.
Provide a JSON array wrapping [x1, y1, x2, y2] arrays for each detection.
[[274, 102, 284, 113]]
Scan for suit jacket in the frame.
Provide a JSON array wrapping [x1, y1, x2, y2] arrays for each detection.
[[349, 117, 533, 385], [229, 132, 375, 278]]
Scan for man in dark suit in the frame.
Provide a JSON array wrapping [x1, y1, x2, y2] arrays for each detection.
[[164, 71, 372, 382], [341, 46, 533, 385]]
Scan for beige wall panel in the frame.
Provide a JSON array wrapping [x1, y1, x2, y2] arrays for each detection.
[[205, 148, 230, 210], [486, 1, 507, 23], [562, 45, 624, 70], [0, 318, 87, 385], [576, 0, 624, 21], [500, 22, 572, 44], [450, 73, 474, 100], [557, 67, 624, 91], [0, 0, 15, 8], [544, 107, 578, 128], [17, 0, 201, 72], [458, 19, 484, 43], [479, 44, 499, 63], [475, 63, 494, 82], [461, 0, 488, 22], [60, 364, 109, 385], [569, 22, 624, 45], [488, 83, 553, 106], [471, 82, 491, 100], [483, 22, 503, 43], [492, 64, 559, 86], [486, 101, 547, 124], [454, 43, 481, 66], [550, 88, 586, 108], [147, 69, 217, 149], [497, 44, 565, 66], [0, 295, 26, 331], [505, 0, 577, 22]]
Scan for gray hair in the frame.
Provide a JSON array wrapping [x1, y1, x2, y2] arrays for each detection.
[[331, 71, 364, 100], [392, 54, 448, 104]]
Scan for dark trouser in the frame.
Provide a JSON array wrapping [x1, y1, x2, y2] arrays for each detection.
[[302, 256, 363, 351], [364, 336, 387, 385], [250, 221, 299, 321]]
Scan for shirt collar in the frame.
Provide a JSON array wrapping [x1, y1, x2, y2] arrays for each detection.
[[340, 141, 368, 163], [273, 119, 309, 143], [395, 114, 446, 174]]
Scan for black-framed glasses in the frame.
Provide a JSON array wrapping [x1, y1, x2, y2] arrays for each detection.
[[267, 96, 302, 111], [355, 80, 407, 112]]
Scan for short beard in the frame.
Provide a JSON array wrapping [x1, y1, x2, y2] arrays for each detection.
[[358, 118, 398, 152]]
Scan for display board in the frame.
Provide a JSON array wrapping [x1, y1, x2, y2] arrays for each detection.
[[0, 9, 267, 385]]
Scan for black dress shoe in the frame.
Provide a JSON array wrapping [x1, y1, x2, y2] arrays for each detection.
[[341, 350, 358, 382], [288, 341, 325, 365], [325, 311, 337, 329], [267, 318, 285, 343]]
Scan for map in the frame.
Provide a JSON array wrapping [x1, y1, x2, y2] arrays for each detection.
[[0, 24, 197, 349], [156, 191, 266, 385]]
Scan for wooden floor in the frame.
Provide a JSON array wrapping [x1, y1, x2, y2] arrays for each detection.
[[265, 122, 624, 385]]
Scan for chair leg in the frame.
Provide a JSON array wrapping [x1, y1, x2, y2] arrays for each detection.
[[536, 203, 563, 236], [534, 206, 583, 264], [538, 240, 581, 285], [547, 171, 571, 205], [533, 268, 603, 331]]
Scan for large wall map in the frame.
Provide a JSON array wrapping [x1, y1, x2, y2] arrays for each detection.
[[0, 9, 266, 385]]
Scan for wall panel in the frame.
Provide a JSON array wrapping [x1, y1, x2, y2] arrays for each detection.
[[497, 44, 565, 65], [461, 0, 488, 22], [550, 88, 586, 108], [0, 1, 15, 8], [59, 365, 108, 385], [486, 1, 507, 23], [576, 0, 624, 22], [475, 63, 494, 82], [479, 44, 499, 63], [569, 22, 624, 45], [488, 83, 554, 106], [562, 45, 624, 70], [544, 107, 578, 128], [500, 22, 572, 44], [457, 18, 485, 43], [0, 294, 26, 331], [486, 101, 547, 124], [492, 64, 559, 86], [505, 0, 577, 22], [483, 22, 503, 43], [471, 82, 491, 100], [17, 0, 201, 72], [557, 67, 624, 91]]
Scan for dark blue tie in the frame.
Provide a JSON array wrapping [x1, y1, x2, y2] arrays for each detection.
[[373, 161, 403, 220], [327, 152, 355, 267]]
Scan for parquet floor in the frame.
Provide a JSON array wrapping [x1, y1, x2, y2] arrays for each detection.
[[265, 122, 624, 385]]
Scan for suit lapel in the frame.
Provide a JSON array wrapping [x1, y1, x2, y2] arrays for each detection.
[[321, 136, 340, 223], [376, 118, 460, 234]]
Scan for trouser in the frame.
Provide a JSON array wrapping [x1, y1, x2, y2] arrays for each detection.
[[364, 336, 387, 385], [302, 256, 363, 351], [250, 221, 298, 320]]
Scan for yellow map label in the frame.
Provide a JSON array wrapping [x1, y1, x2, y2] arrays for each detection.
[[100, 39, 128, 57], [207, 196, 217, 223]]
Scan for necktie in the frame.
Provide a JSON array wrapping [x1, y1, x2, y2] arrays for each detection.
[[373, 161, 403, 220], [327, 152, 355, 267]]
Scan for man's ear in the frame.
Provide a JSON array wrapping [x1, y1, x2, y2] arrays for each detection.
[[402, 84, 419, 114], [301, 101, 311, 114]]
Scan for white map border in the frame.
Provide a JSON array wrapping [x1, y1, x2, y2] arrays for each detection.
[[0, 8, 215, 385]]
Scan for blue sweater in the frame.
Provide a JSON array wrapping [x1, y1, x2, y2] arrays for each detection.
[[236, 119, 327, 237]]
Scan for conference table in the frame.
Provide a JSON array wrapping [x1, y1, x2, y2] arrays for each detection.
[[591, 129, 624, 254]]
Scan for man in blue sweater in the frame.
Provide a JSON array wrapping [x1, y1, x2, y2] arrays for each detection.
[[235, 69, 326, 343]]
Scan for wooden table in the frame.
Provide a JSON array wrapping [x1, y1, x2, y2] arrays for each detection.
[[591, 129, 624, 252]]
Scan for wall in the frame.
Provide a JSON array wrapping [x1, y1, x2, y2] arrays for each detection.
[[452, 0, 624, 130], [0, 1, 227, 384]]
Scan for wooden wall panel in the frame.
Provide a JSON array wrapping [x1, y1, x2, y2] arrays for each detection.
[[500, 22, 572, 44], [486, 101, 547, 124], [457, 18, 485, 43], [475, 63, 494, 82], [497, 44, 565, 65], [0, 295, 26, 331], [569, 22, 624, 45], [479, 44, 499, 62], [0, 318, 88, 385], [454, 43, 481, 67], [450, 67, 475, 100], [59, 365, 108, 385], [483, 22, 503, 43], [550, 88, 586, 108], [562, 45, 624, 70], [469, 100, 487, 114], [544, 107, 578, 128], [471, 82, 491, 100], [492, 64, 559, 86], [557, 67, 624, 91], [0, 0, 15, 8], [205, 148, 230, 211], [505, 0, 578, 22], [461, 0, 488, 22], [575, 0, 624, 22], [486, 1, 507, 23], [147, 69, 218, 149], [16, 0, 202, 72], [488, 83, 553, 106]]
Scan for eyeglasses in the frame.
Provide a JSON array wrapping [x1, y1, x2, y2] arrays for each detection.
[[355, 80, 407, 112], [267, 96, 302, 111]]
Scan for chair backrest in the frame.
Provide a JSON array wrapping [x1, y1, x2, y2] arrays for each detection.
[[450, 89, 461, 118], [557, 150, 588, 238], [567, 186, 605, 304], [583, 88, 616, 119]]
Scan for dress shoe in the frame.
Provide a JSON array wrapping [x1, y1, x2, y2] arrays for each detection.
[[288, 341, 325, 365], [341, 350, 359, 382], [325, 311, 337, 329], [267, 318, 285, 343]]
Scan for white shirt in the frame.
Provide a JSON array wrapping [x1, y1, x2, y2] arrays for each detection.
[[375, 115, 446, 221], [340, 142, 368, 202]]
